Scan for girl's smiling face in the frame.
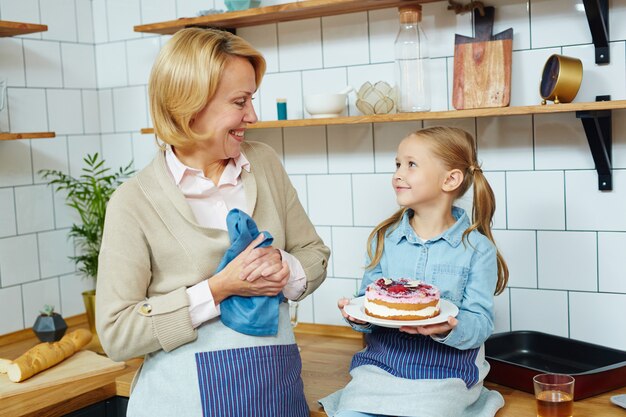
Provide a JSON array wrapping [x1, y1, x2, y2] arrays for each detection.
[[190, 56, 258, 159], [393, 135, 451, 209]]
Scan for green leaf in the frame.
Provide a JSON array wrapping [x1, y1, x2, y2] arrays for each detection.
[[38, 153, 135, 281]]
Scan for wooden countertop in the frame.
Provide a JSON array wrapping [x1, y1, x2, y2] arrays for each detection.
[[2, 318, 626, 416]]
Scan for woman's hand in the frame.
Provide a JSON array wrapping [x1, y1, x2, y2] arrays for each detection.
[[338, 298, 368, 324], [209, 235, 290, 303], [240, 244, 290, 284], [399, 316, 458, 337]]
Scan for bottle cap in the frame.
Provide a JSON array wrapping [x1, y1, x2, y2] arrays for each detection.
[[276, 98, 287, 103], [399, 5, 422, 24]]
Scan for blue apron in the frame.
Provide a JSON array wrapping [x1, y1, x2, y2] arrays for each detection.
[[351, 327, 480, 388], [195, 343, 308, 417], [127, 304, 308, 417]]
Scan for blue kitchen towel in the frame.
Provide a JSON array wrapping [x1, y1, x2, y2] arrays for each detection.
[[217, 209, 283, 336]]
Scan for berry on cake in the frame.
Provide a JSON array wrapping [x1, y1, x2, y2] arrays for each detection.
[[364, 278, 440, 320]]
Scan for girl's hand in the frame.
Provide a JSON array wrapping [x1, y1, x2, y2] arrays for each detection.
[[399, 316, 458, 336], [338, 298, 368, 324]]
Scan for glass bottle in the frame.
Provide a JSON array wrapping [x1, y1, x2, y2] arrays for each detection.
[[394, 5, 431, 112]]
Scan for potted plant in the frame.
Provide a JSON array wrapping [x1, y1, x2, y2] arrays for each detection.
[[33, 305, 67, 342], [39, 154, 134, 340]]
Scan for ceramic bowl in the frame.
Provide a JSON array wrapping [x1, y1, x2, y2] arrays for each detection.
[[225, 0, 261, 11], [304, 93, 347, 118]]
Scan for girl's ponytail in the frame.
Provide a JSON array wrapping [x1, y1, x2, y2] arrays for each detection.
[[464, 168, 509, 295]]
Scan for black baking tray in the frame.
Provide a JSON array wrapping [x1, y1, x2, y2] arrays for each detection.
[[485, 331, 626, 400]]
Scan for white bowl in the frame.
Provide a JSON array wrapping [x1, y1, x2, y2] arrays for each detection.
[[304, 93, 347, 118]]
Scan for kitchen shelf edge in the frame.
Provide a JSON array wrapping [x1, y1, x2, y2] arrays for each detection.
[[134, 0, 437, 34], [0, 132, 56, 140], [0, 20, 48, 37], [139, 100, 626, 133]]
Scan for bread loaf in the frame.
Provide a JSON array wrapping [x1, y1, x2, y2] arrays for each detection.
[[0, 358, 10, 374], [0, 328, 92, 382]]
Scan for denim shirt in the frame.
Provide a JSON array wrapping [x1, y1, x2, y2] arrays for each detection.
[[357, 206, 497, 350]]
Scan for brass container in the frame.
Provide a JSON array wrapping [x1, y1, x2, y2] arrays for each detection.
[[82, 289, 97, 335], [539, 54, 583, 104], [82, 289, 104, 354]]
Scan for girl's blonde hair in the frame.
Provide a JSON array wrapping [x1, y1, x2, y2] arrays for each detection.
[[149, 28, 266, 148], [366, 126, 509, 295]]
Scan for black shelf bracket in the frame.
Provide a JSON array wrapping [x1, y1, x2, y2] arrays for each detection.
[[582, 0, 610, 64], [576, 95, 612, 191]]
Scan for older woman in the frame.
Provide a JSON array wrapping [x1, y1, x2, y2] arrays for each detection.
[[96, 28, 330, 417]]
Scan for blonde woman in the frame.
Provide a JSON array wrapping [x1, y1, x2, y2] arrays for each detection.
[[321, 127, 509, 417], [96, 28, 329, 417]]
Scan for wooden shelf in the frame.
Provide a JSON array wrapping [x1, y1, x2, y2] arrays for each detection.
[[0, 132, 56, 141], [139, 100, 626, 134], [134, 0, 434, 34], [0, 20, 48, 37]]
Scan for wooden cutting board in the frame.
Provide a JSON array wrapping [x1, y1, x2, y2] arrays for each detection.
[[0, 350, 125, 399], [452, 6, 513, 110]]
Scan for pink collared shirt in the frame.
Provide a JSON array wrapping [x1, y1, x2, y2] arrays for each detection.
[[165, 147, 306, 328]]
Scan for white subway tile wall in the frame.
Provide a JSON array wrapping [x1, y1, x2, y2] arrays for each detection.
[[39, 149, 64, 180], [0, 285, 23, 335], [75, 0, 95, 44], [493, 230, 537, 289], [0, 38, 26, 86], [277, 18, 322, 72], [24, 40, 63, 88], [41, 0, 78, 42], [8, 88, 48, 133], [0, 0, 625, 350], [570, 292, 626, 350], [598, 232, 626, 293], [510, 287, 569, 337], [0, 188, 16, 238], [38, 229, 75, 278], [283, 126, 328, 174], [492, 288, 510, 333], [14, 184, 55, 234], [59, 273, 95, 317], [47, 89, 84, 135], [22, 278, 62, 327], [62, 43, 97, 89], [477, 116, 534, 171], [321, 12, 369, 68]]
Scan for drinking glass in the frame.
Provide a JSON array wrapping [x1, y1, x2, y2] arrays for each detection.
[[0, 77, 7, 112], [288, 300, 299, 328], [288, 300, 300, 351], [0, 77, 8, 132], [533, 373, 575, 417]]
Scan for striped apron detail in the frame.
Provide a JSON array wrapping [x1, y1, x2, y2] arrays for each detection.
[[351, 327, 480, 388], [195, 344, 308, 417]]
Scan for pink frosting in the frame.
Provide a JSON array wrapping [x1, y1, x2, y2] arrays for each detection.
[[366, 278, 440, 304]]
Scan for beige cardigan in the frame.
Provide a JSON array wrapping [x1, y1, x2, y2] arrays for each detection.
[[96, 141, 330, 362]]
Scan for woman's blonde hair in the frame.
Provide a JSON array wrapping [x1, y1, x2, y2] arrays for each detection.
[[366, 126, 509, 295], [149, 28, 266, 148]]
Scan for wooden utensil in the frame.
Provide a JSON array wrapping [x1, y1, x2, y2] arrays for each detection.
[[452, 7, 513, 110]]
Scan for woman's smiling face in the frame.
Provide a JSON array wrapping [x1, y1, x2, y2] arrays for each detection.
[[190, 56, 258, 159]]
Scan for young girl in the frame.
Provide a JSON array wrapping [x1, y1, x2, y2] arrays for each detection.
[[320, 126, 509, 417]]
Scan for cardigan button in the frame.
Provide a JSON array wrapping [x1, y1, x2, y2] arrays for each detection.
[[140, 303, 152, 314]]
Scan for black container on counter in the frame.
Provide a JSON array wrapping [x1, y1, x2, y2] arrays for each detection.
[[485, 331, 626, 400]]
